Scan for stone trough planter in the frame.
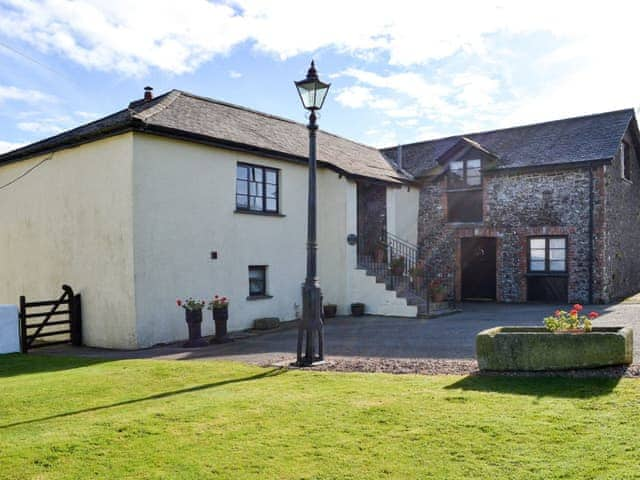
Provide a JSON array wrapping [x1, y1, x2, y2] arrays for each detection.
[[476, 326, 633, 371]]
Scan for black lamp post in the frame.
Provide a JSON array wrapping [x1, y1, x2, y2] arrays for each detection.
[[294, 60, 331, 366]]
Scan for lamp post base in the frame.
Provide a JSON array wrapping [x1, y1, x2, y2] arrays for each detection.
[[290, 358, 326, 368], [296, 282, 325, 365]]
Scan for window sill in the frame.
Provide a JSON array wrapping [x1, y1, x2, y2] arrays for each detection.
[[447, 221, 484, 227], [622, 178, 633, 185], [525, 272, 568, 277], [234, 209, 286, 217], [446, 187, 483, 193], [246, 295, 273, 301]]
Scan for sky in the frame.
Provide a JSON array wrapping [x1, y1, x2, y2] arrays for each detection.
[[1, 0, 640, 154]]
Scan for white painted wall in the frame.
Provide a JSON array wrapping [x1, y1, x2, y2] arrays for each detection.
[[0, 305, 20, 354], [0, 131, 415, 350], [131, 133, 357, 347], [0, 136, 137, 348], [349, 270, 417, 317], [387, 185, 419, 245]]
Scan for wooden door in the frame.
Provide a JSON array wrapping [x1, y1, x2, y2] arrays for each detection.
[[461, 237, 497, 300]]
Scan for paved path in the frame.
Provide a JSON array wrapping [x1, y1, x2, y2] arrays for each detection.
[[39, 302, 640, 365]]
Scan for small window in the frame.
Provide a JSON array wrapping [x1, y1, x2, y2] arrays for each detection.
[[621, 141, 631, 181], [248, 266, 267, 296], [528, 237, 567, 273], [236, 164, 279, 213], [448, 158, 482, 188]]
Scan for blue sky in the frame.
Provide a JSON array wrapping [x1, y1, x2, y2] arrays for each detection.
[[1, 0, 639, 153]]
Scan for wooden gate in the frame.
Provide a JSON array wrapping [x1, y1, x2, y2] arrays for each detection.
[[19, 285, 82, 353]]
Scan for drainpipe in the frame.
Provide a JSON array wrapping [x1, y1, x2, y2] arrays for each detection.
[[588, 163, 594, 304]]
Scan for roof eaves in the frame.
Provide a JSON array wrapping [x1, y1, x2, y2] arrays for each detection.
[[136, 124, 406, 185], [0, 110, 136, 165]]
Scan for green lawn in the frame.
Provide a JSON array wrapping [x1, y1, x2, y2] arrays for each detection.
[[1, 355, 639, 479]]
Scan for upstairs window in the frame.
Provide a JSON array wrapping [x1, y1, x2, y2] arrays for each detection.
[[447, 158, 482, 223], [236, 164, 279, 213], [621, 141, 631, 181], [448, 159, 482, 188], [529, 237, 567, 273]]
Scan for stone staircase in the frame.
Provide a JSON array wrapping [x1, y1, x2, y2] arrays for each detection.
[[357, 258, 430, 318]]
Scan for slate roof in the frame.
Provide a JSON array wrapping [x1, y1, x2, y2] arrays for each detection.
[[381, 109, 636, 177], [0, 90, 407, 184]]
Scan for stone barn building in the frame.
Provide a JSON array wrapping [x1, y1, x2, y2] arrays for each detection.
[[382, 109, 640, 304]]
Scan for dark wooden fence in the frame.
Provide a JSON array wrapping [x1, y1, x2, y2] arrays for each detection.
[[19, 285, 82, 353]]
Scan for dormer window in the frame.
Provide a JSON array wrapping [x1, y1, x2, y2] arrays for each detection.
[[621, 141, 631, 181], [448, 159, 482, 188], [447, 158, 483, 223]]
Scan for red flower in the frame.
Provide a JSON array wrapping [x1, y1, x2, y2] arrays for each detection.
[[570, 309, 578, 316], [588, 311, 599, 319], [554, 310, 561, 317], [176, 299, 182, 307], [573, 304, 583, 312], [215, 295, 219, 299], [222, 297, 227, 302]]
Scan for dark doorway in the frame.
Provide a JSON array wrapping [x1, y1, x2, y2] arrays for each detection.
[[356, 182, 386, 259], [527, 277, 568, 303], [461, 237, 497, 300]]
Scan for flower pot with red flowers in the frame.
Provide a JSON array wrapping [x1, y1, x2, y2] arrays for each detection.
[[429, 279, 447, 303], [177, 297, 208, 348], [208, 295, 231, 343], [543, 304, 597, 333]]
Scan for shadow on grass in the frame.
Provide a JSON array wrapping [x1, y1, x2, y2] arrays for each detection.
[[445, 374, 622, 399], [1, 367, 286, 429], [0, 354, 111, 379]]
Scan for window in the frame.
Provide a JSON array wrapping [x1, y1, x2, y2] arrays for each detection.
[[236, 164, 279, 213], [621, 141, 631, 181], [528, 237, 567, 273], [448, 159, 482, 188], [447, 158, 483, 223], [248, 266, 267, 296]]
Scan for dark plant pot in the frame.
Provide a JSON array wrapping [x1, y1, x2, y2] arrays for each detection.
[[391, 266, 404, 276], [323, 304, 337, 318], [184, 309, 207, 348], [431, 292, 447, 303], [212, 306, 232, 343], [351, 303, 365, 317]]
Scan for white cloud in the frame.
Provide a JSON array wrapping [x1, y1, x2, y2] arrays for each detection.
[[0, 0, 248, 75], [229, 70, 243, 79], [2, 0, 626, 76], [0, 85, 55, 104], [74, 111, 101, 121], [17, 121, 64, 134], [335, 86, 374, 109], [0, 140, 25, 154], [1, 0, 640, 144]]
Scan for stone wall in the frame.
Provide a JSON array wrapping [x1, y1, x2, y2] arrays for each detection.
[[418, 164, 607, 303], [603, 131, 640, 301]]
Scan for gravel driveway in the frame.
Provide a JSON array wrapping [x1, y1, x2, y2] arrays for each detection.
[[40, 302, 640, 375]]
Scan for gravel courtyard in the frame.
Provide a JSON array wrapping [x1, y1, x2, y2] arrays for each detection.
[[40, 301, 640, 376]]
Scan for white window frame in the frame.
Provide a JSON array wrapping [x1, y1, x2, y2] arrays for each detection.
[[621, 141, 632, 182]]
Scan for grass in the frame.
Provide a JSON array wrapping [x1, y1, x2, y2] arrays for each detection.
[[1, 355, 640, 479]]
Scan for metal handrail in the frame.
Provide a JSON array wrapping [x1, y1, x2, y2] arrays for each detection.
[[357, 230, 430, 316]]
